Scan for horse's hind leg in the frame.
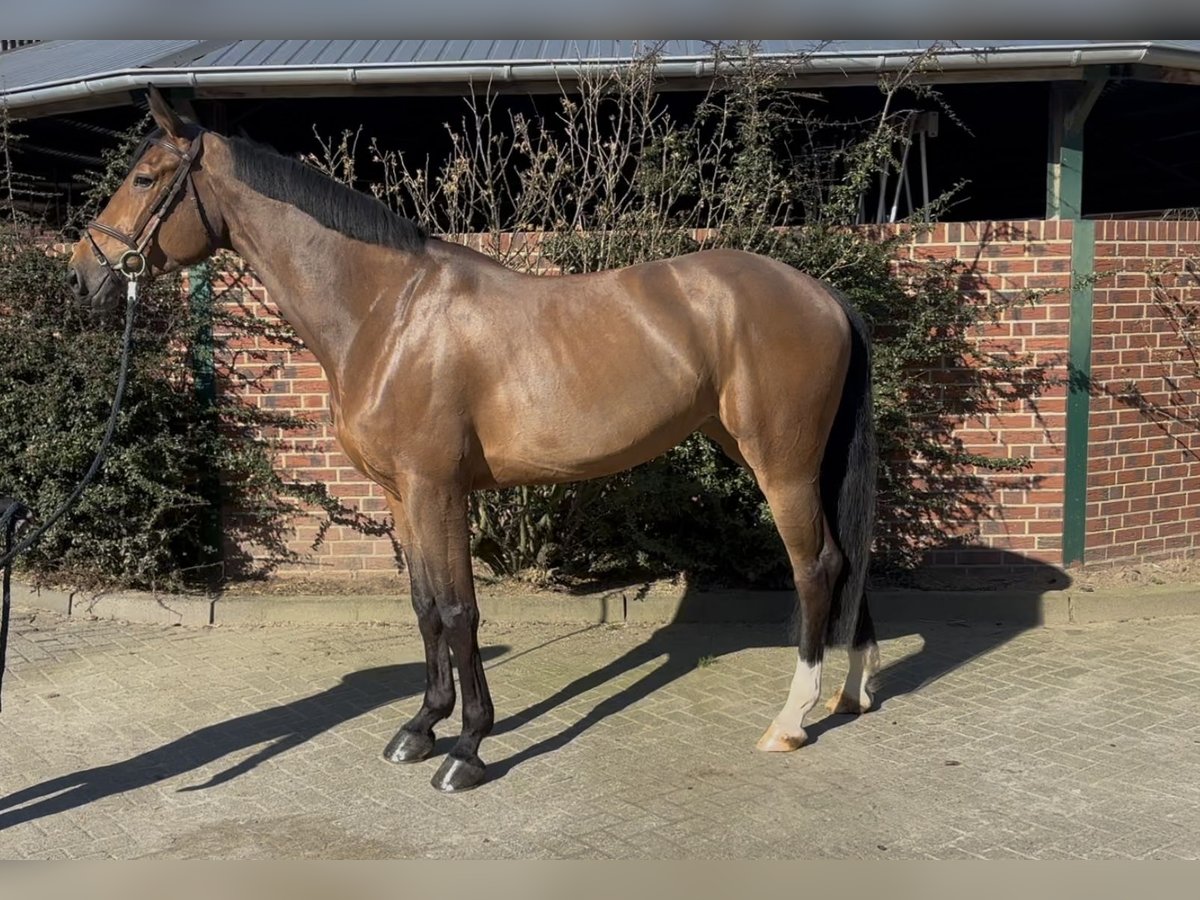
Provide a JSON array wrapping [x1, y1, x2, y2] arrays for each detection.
[[382, 493, 456, 765], [753, 476, 842, 752], [826, 599, 879, 715]]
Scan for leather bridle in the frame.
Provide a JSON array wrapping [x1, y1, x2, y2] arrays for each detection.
[[83, 131, 212, 285]]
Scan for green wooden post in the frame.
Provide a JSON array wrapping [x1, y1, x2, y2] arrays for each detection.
[[189, 262, 222, 579], [190, 263, 216, 406], [1062, 220, 1095, 566], [1050, 72, 1105, 567]]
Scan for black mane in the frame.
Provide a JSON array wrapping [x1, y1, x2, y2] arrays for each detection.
[[225, 135, 428, 252]]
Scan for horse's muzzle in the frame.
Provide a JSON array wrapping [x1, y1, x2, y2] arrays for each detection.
[[66, 259, 122, 322]]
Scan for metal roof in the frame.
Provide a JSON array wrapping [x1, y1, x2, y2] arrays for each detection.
[[0, 40, 216, 93], [189, 40, 831, 68], [4, 39, 1200, 118], [186, 39, 1200, 68]]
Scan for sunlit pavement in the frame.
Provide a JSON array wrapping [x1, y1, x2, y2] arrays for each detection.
[[1, 607, 1197, 858]]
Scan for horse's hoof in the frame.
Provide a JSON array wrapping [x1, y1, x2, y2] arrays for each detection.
[[825, 689, 872, 715], [383, 728, 435, 764], [755, 723, 808, 752], [431, 755, 486, 792]]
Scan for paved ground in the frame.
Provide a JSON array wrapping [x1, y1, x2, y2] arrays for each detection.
[[0, 605, 1198, 859]]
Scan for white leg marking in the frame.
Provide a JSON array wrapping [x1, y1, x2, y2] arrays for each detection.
[[827, 641, 879, 714], [756, 655, 822, 752]]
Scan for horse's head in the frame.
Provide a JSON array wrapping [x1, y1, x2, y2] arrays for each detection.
[[68, 86, 221, 317]]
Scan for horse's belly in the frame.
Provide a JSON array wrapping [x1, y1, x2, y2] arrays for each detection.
[[464, 282, 724, 487], [473, 379, 708, 487]]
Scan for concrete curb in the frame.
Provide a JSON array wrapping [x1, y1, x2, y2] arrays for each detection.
[[10, 579, 1200, 628]]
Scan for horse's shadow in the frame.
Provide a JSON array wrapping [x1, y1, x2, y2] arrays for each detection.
[[1, 550, 1066, 825], [0, 650, 507, 830], [486, 551, 1069, 779]]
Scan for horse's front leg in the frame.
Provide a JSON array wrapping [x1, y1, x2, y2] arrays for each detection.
[[383, 492, 456, 764], [392, 474, 493, 792]]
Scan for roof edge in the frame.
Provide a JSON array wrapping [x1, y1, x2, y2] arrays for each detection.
[[2, 42, 1190, 116]]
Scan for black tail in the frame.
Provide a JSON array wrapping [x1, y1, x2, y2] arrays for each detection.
[[821, 289, 877, 648]]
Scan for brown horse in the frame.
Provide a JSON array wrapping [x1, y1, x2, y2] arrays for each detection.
[[69, 87, 880, 792]]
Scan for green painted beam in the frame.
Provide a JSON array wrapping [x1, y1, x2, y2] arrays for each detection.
[[1046, 75, 1104, 219], [1049, 70, 1104, 567], [189, 262, 216, 407], [188, 262, 222, 580], [1062, 219, 1095, 567]]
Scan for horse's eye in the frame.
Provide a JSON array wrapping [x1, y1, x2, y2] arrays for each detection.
[[133, 174, 154, 189]]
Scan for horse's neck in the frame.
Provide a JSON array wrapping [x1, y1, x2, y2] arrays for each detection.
[[214, 181, 365, 391]]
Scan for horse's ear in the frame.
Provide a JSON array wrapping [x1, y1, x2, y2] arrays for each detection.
[[146, 85, 185, 138]]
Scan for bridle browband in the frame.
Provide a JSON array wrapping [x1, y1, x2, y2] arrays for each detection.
[[83, 130, 214, 286]]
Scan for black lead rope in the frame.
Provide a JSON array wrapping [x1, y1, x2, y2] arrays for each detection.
[[0, 281, 140, 711], [1, 499, 31, 712]]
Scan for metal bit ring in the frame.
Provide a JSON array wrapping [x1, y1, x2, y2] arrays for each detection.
[[118, 250, 147, 279]]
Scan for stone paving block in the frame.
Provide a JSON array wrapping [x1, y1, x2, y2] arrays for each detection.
[[1, 610, 1199, 858]]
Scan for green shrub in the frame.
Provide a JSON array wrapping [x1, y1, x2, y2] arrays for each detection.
[[0, 226, 210, 586], [0, 220, 389, 590]]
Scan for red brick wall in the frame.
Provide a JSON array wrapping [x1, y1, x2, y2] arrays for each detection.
[[887, 221, 1072, 578], [212, 219, 1199, 580], [1087, 221, 1200, 563]]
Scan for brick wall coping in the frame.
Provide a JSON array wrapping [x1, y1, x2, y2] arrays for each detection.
[[11, 579, 1200, 629]]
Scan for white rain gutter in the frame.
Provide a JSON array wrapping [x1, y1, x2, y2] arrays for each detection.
[[1, 42, 1194, 114]]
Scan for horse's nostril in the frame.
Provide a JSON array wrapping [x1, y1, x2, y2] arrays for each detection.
[[67, 268, 85, 298]]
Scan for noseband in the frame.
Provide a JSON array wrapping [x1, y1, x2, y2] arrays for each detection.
[[83, 132, 211, 284]]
